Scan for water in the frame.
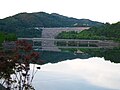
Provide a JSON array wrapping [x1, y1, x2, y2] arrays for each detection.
[[32, 48, 120, 90]]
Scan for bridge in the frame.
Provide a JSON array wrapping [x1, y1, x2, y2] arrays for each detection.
[[18, 38, 101, 42], [17, 27, 119, 51], [18, 38, 119, 51], [33, 27, 91, 51]]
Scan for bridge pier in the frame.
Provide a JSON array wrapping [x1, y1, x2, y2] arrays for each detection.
[[88, 41, 90, 47], [77, 41, 79, 47], [66, 41, 69, 46]]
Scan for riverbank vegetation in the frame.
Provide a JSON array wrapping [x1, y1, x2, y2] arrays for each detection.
[[56, 22, 120, 42], [0, 32, 17, 46]]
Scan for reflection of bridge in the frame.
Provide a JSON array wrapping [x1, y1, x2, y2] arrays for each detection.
[[18, 38, 119, 51]]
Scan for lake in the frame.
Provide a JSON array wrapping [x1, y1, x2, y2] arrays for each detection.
[[31, 48, 120, 90]]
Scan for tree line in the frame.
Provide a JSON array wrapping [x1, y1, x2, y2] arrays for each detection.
[[56, 22, 120, 42], [0, 32, 17, 46]]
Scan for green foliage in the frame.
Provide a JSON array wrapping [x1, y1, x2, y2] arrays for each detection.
[[0, 32, 5, 43], [56, 31, 78, 39], [0, 32, 17, 46], [88, 22, 120, 42], [0, 27, 42, 38], [5, 33, 17, 41], [56, 22, 120, 42], [56, 30, 107, 40], [16, 28, 42, 38]]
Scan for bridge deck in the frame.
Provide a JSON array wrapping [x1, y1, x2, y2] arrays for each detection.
[[18, 38, 101, 42]]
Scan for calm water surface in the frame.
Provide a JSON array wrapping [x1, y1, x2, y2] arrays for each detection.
[[32, 57, 120, 90]]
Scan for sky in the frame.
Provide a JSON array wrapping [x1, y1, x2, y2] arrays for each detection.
[[0, 0, 120, 23], [32, 58, 120, 90]]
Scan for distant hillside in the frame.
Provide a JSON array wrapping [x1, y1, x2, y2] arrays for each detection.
[[56, 22, 120, 42], [0, 12, 103, 28], [88, 22, 120, 41], [0, 12, 104, 38]]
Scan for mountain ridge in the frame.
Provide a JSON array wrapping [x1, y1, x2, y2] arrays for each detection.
[[0, 12, 104, 28]]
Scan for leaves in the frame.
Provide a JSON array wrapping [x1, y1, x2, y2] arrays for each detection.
[[0, 40, 42, 89]]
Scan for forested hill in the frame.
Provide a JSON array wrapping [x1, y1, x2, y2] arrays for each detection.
[[0, 12, 103, 28], [88, 22, 120, 41], [56, 22, 120, 42]]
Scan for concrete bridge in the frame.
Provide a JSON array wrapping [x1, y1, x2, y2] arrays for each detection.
[[18, 38, 119, 51], [18, 27, 119, 51], [36, 27, 90, 51], [18, 38, 101, 42]]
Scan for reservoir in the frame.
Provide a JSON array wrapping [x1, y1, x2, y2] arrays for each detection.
[[32, 48, 120, 90]]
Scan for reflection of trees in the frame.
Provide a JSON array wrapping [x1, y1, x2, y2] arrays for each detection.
[[0, 40, 42, 90], [79, 48, 120, 63], [57, 48, 120, 63], [38, 51, 90, 64], [39, 48, 120, 64]]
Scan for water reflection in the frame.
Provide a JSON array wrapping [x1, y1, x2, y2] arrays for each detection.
[[35, 48, 120, 65], [32, 48, 120, 90], [32, 58, 120, 90]]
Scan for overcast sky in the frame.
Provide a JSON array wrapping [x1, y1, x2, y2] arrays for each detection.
[[0, 0, 120, 23]]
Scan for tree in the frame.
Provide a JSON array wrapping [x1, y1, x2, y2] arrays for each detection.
[[0, 40, 42, 90]]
